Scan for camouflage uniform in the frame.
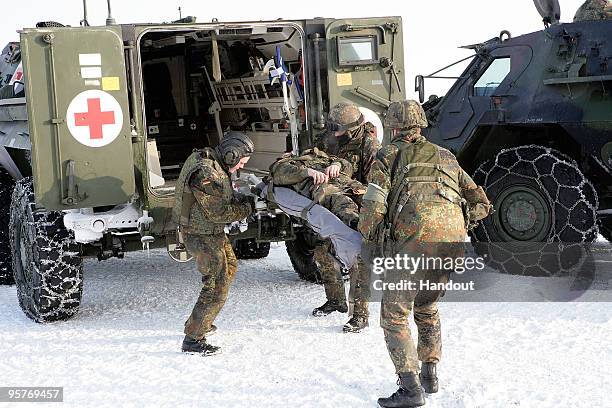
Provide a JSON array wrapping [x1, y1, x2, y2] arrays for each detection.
[[173, 148, 252, 341], [269, 148, 365, 227], [574, 0, 612, 21], [360, 101, 491, 376], [270, 148, 366, 306], [315, 121, 379, 185], [314, 102, 381, 320]]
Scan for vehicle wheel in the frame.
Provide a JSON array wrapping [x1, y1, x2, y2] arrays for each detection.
[[10, 178, 83, 322], [285, 230, 322, 283], [233, 238, 271, 259], [0, 168, 15, 285], [471, 145, 598, 276]]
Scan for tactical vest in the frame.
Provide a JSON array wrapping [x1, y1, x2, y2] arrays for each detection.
[[386, 138, 465, 227], [172, 148, 232, 235]]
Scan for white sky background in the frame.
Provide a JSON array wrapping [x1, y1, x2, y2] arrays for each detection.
[[1, 0, 585, 98]]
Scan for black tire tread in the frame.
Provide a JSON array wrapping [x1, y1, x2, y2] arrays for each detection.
[[233, 239, 271, 259], [10, 178, 83, 322], [285, 231, 321, 283], [470, 145, 598, 276]]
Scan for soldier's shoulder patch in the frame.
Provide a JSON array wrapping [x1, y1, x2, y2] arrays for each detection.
[[190, 164, 221, 188]]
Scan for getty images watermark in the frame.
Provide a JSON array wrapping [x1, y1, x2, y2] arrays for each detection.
[[371, 254, 486, 292]]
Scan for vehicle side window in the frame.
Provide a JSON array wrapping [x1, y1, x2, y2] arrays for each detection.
[[473, 58, 511, 96]]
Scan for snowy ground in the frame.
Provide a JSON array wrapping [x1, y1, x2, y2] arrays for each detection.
[[0, 243, 611, 408]]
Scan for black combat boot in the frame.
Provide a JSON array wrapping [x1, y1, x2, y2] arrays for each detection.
[[312, 300, 348, 317], [181, 335, 220, 356], [419, 362, 438, 393], [342, 315, 368, 333], [378, 372, 426, 408]]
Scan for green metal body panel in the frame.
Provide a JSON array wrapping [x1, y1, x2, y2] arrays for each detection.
[[20, 26, 134, 210], [324, 17, 405, 114]]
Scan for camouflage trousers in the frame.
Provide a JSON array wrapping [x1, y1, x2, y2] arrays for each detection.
[[314, 240, 371, 317], [380, 269, 449, 374], [183, 233, 238, 340], [314, 241, 346, 305], [312, 187, 360, 228], [349, 254, 371, 318]]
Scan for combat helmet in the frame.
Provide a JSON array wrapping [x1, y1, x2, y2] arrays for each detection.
[[327, 102, 364, 132], [383, 100, 428, 129], [215, 131, 255, 167]]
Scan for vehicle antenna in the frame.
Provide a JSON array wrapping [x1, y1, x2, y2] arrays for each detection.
[[106, 0, 117, 25], [80, 0, 90, 26]]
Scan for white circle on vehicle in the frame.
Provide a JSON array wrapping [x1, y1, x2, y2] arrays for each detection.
[[66, 90, 123, 148], [358, 107, 384, 144]]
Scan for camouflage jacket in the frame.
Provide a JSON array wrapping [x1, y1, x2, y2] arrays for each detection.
[[574, 0, 612, 21], [269, 148, 366, 221], [173, 148, 252, 235], [314, 122, 380, 184], [358, 130, 491, 246], [269, 147, 356, 195]]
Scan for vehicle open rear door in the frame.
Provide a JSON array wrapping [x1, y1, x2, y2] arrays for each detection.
[[21, 26, 135, 210]]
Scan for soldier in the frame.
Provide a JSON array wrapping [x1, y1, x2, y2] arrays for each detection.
[[574, 0, 612, 21], [269, 148, 366, 317], [358, 101, 491, 407], [269, 147, 364, 228], [173, 132, 256, 355], [315, 102, 379, 185], [314, 102, 381, 332]]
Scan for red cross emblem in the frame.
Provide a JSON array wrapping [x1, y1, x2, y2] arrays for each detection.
[[73, 98, 116, 140], [67, 90, 124, 148]]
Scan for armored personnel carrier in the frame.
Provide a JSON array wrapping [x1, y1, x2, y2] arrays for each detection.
[[0, 6, 405, 322], [416, 0, 611, 265]]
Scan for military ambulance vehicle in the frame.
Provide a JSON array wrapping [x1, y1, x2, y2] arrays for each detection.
[[0, 6, 405, 322], [415, 0, 612, 273]]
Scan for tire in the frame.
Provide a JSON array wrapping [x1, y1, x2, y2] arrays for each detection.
[[471, 145, 598, 276], [0, 168, 15, 285], [10, 178, 83, 322], [285, 230, 322, 283], [233, 238, 271, 259]]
